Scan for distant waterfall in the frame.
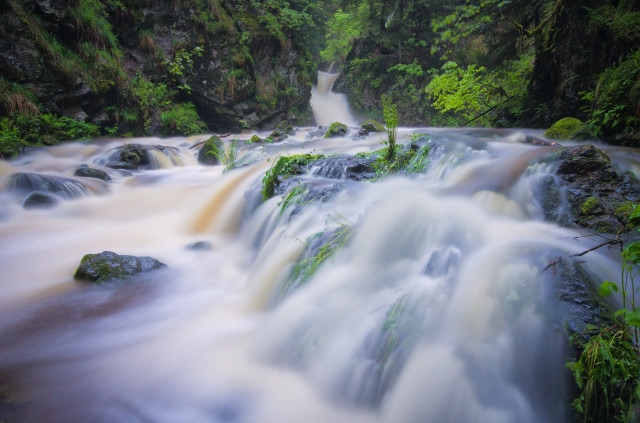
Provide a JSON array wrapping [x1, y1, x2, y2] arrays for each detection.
[[310, 71, 356, 127]]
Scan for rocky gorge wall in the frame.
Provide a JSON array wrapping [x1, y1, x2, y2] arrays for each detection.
[[0, 0, 315, 135]]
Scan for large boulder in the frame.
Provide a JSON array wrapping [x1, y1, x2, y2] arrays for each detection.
[[544, 144, 640, 233], [198, 136, 223, 165], [8, 172, 89, 198], [105, 144, 151, 170], [544, 118, 594, 141], [360, 120, 386, 133], [74, 251, 167, 284], [324, 122, 347, 138]]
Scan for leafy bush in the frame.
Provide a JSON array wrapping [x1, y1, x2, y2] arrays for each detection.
[[320, 8, 361, 64], [160, 102, 206, 136]]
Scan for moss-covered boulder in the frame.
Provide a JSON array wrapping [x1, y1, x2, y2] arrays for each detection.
[[324, 122, 348, 138], [74, 251, 167, 284], [268, 121, 295, 142], [250, 135, 262, 143], [105, 144, 152, 170], [361, 120, 386, 133], [198, 136, 223, 165], [544, 118, 594, 141]]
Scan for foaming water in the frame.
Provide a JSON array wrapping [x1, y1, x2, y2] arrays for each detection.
[[0, 128, 634, 422]]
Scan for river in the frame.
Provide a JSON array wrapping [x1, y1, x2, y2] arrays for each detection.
[[0, 77, 636, 422]]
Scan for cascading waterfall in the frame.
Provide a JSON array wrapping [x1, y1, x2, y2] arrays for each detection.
[[0, 121, 634, 420], [310, 70, 357, 127]]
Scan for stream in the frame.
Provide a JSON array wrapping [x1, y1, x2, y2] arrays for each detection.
[[0, 76, 637, 423]]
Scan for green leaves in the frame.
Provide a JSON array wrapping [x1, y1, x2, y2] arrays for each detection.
[[320, 9, 361, 64], [381, 95, 398, 161]]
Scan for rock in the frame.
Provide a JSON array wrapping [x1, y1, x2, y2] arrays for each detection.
[[546, 144, 640, 232], [360, 120, 386, 133], [268, 121, 295, 142], [250, 135, 262, 143], [544, 118, 594, 141], [324, 122, 347, 138], [73, 165, 111, 181], [73, 251, 167, 284], [187, 241, 213, 251], [312, 156, 377, 181], [23, 192, 58, 209], [198, 136, 222, 165], [8, 172, 89, 198], [306, 128, 326, 139], [357, 128, 369, 137], [524, 134, 561, 147], [105, 144, 151, 170]]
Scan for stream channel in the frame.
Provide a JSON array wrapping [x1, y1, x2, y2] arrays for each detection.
[[0, 72, 638, 422]]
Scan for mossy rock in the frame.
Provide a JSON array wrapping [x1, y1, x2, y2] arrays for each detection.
[[119, 144, 151, 167], [360, 120, 386, 133], [324, 122, 348, 138], [544, 118, 594, 141], [268, 120, 295, 142], [74, 251, 167, 284], [198, 136, 223, 165], [73, 165, 111, 181], [250, 135, 262, 143]]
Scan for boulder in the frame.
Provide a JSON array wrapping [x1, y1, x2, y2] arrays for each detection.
[[250, 135, 262, 143], [268, 121, 295, 142], [544, 118, 594, 141], [360, 120, 386, 133], [324, 122, 347, 138], [9, 172, 89, 198], [74, 251, 167, 284], [23, 192, 58, 209], [73, 165, 111, 181], [105, 144, 151, 170], [198, 136, 223, 165]]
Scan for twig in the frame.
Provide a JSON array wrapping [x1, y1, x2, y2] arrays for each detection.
[[570, 239, 623, 257], [462, 95, 515, 126]]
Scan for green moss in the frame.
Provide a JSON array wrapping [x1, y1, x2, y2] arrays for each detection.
[[360, 120, 386, 133], [261, 154, 325, 201], [159, 102, 207, 135], [544, 118, 594, 141], [324, 122, 347, 138], [580, 197, 601, 215]]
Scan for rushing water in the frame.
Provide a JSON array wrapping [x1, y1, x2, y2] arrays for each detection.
[[0, 114, 635, 420]]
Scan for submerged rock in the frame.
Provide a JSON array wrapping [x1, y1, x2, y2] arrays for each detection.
[[73, 165, 111, 181], [324, 122, 347, 138], [23, 192, 58, 209], [268, 121, 295, 142], [198, 136, 223, 165], [311, 156, 377, 181], [8, 172, 89, 198], [187, 241, 213, 251], [74, 251, 167, 284], [544, 118, 594, 141]]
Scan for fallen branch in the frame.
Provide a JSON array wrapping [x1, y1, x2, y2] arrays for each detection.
[[543, 238, 623, 272]]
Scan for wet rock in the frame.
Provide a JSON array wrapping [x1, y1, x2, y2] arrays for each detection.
[[187, 241, 212, 251], [268, 121, 295, 142], [360, 120, 386, 133], [105, 144, 151, 170], [357, 128, 368, 137], [547, 144, 640, 232], [198, 136, 223, 165], [73, 165, 111, 181], [305, 128, 326, 139], [74, 251, 167, 284], [324, 122, 347, 138], [249, 135, 262, 144], [544, 118, 594, 141], [524, 134, 561, 147], [8, 172, 89, 198], [23, 192, 58, 209], [312, 156, 377, 181]]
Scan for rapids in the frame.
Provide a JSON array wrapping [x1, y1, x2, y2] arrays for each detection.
[[0, 125, 635, 422]]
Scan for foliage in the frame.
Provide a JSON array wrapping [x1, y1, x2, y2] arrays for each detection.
[[566, 327, 640, 423], [160, 103, 207, 136], [544, 117, 594, 141], [130, 75, 173, 134], [261, 154, 325, 201], [0, 113, 99, 158], [426, 61, 494, 122], [164, 46, 204, 92], [320, 8, 361, 64], [249, 0, 317, 44], [381, 94, 398, 161], [206, 138, 239, 171]]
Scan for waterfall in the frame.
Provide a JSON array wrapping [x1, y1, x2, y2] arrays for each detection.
[[0, 129, 631, 422], [310, 70, 357, 127]]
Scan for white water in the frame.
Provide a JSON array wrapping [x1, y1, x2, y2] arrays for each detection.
[[0, 124, 634, 420], [310, 70, 357, 127]]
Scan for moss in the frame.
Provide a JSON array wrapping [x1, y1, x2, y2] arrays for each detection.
[[261, 154, 325, 200], [544, 117, 594, 141], [360, 119, 386, 133], [580, 197, 601, 215], [249, 135, 262, 143], [324, 121, 347, 138]]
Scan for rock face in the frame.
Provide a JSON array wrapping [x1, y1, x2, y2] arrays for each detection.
[[74, 251, 167, 284], [543, 144, 640, 233], [0, 1, 314, 133]]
